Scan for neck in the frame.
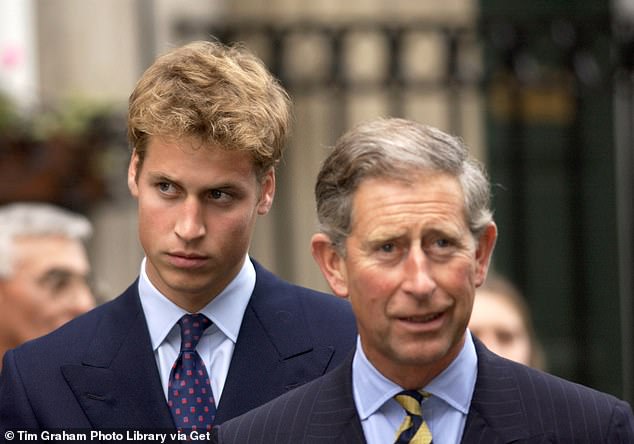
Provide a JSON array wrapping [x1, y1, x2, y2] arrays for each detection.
[[363, 334, 466, 390]]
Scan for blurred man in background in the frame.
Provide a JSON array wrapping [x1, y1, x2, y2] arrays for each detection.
[[469, 273, 546, 369], [0, 202, 95, 368]]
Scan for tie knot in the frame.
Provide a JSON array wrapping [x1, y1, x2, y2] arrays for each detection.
[[394, 390, 426, 416], [394, 390, 432, 444], [177, 313, 211, 352]]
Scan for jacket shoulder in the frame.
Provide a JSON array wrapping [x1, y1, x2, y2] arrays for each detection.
[[251, 259, 356, 329], [8, 281, 140, 365], [471, 339, 634, 442]]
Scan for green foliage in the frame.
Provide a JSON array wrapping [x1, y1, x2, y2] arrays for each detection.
[[0, 93, 25, 135], [0, 94, 118, 142]]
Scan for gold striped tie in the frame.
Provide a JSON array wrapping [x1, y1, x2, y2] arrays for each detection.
[[394, 390, 432, 444]]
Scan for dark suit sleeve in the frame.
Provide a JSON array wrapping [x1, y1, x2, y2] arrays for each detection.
[[0, 350, 40, 432], [606, 399, 634, 443], [209, 428, 218, 444]]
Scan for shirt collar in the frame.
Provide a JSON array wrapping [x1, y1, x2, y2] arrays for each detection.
[[425, 330, 477, 414], [353, 336, 403, 420], [352, 330, 478, 419], [138, 255, 255, 351]]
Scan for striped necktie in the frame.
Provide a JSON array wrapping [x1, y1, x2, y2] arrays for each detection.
[[394, 390, 432, 444]]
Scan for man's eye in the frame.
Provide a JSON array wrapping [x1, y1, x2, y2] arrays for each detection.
[[425, 237, 458, 259], [435, 238, 450, 248], [50, 276, 71, 292], [208, 190, 232, 202], [38, 271, 73, 295], [380, 243, 395, 253], [158, 182, 176, 193]]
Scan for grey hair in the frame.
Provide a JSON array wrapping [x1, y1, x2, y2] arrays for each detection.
[[0, 203, 93, 277], [315, 117, 493, 253]]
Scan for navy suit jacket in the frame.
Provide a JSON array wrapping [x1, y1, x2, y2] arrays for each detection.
[[212, 339, 634, 443], [0, 260, 357, 433]]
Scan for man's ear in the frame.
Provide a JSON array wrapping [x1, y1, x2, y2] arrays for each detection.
[[256, 169, 275, 215], [474, 222, 498, 287], [127, 150, 140, 198], [311, 233, 349, 298]]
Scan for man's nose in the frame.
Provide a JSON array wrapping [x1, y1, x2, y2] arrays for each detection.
[[401, 248, 437, 297], [174, 199, 206, 241]]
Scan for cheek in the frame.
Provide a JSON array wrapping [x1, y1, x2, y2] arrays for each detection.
[[347, 267, 399, 314], [137, 201, 171, 239], [138, 197, 164, 221], [222, 209, 257, 240], [439, 258, 477, 296], [34, 298, 63, 321], [349, 262, 387, 293], [209, 209, 259, 256], [8, 284, 48, 324]]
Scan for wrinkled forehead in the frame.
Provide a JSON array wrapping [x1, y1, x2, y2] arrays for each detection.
[[12, 235, 89, 272], [350, 172, 467, 220]]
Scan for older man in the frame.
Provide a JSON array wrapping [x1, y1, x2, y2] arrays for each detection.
[[0, 203, 95, 368], [212, 118, 634, 443]]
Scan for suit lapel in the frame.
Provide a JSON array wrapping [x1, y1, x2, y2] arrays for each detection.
[[216, 261, 335, 423], [61, 283, 174, 429], [305, 352, 366, 443], [461, 339, 529, 443]]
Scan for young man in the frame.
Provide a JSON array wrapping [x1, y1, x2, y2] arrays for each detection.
[[212, 118, 634, 443], [0, 203, 95, 368], [0, 41, 356, 434]]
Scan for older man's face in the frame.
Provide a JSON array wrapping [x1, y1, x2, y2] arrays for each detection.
[[328, 173, 496, 388], [0, 235, 95, 348]]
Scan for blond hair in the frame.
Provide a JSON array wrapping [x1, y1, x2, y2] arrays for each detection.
[[127, 40, 291, 177]]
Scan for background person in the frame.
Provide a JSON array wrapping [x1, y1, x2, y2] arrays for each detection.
[[0, 202, 95, 368], [0, 40, 356, 434], [469, 273, 546, 369], [212, 117, 634, 444]]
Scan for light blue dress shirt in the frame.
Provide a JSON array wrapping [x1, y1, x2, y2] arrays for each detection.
[[352, 330, 478, 444], [138, 255, 255, 405]]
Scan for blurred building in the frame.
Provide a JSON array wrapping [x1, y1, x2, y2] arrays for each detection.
[[1, 0, 633, 402]]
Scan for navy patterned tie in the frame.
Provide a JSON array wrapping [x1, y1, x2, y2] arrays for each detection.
[[394, 390, 433, 444], [168, 314, 216, 433]]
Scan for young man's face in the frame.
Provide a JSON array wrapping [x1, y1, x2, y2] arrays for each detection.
[[128, 136, 274, 312], [0, 235, 95, 348]]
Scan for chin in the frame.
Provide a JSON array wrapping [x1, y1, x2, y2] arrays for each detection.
[[396, 340, 457, 365]]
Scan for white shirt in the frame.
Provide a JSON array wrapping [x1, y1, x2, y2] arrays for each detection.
[[352, 331, 478, 444], [138, 255, 255, 404]]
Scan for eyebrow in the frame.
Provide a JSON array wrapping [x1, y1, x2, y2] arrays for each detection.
[[147, 171, 180, 185], [365, 228, 408, 246], [37, 268, 77, 284], [147, 171, 247, 193]]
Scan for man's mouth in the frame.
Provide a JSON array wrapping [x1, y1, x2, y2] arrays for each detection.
[[402, 312, 444, 323], [166, 252, 209, 268]]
